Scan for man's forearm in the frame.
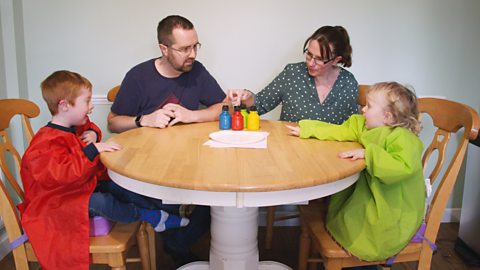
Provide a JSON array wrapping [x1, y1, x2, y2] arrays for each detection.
[[107, 112, 137, 133], [192, 103, 224, 122]]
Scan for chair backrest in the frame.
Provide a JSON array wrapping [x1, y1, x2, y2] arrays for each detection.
[[0, 99, 40, 200], [0, 99, 39, 269], [357, 84, 370, 107], [417, 97, 479, 268], [0, 99, 40, 144], [107, 85, 120, 102]]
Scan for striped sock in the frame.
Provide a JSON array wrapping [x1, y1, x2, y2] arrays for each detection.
[[139, 209, 189, 232]]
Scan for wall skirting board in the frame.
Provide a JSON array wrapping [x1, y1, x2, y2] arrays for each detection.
[[256, 207, 461, 227], [92, 95, 110, 105], [0, 225, 9, 261]]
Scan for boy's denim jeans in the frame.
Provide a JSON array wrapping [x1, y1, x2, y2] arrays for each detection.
[[89, 180, 210, 254]]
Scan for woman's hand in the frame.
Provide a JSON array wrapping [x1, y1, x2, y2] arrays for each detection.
[[226, 89, 254, 106], [285, 125, 300, 136], [338, 149, 365, 160]]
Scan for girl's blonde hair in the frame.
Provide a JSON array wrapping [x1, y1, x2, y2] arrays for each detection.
[[370, 82, 422, 135]]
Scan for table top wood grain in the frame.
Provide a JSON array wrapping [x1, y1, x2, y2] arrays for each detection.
[[101, 120, 365, 192]]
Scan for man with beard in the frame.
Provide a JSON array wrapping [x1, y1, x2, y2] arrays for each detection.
[[108, 15, 225, 132], [107, 15, 225, 266]]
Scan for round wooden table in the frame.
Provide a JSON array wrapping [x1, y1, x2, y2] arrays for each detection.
[[101, 120, 365, 270]]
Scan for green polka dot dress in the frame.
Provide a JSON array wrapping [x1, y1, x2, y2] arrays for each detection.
[[254, 62, 358, 124]]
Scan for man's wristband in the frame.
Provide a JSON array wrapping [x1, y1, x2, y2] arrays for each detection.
[[135, 115, 143, 127]]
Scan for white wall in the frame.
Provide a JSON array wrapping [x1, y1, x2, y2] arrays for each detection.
[[19, 0, 480, 130], [1, 0, 480, 260]]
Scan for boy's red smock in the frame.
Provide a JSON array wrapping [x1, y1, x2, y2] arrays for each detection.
[[19, 119, 107, 270]]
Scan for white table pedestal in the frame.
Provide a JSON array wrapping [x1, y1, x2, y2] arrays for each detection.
[[178, 206, 291, 270]]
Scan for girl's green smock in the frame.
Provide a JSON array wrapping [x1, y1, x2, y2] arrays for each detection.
[[299, 114, 425, 261]]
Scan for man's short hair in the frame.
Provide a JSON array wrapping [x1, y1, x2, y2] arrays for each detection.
[[41, 70, 92, 115], [157, 15, 194, 45]]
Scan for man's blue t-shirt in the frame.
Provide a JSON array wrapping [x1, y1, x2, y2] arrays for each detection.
[[111, 58, 226, 116]]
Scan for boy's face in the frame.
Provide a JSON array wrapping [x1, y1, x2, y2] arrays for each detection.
[[67, 87, 93, 126]]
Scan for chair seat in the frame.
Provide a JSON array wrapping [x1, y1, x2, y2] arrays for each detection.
[[22, 222, 143, 265], [90, 221, 141, 253], [301, 201, 422, 261]]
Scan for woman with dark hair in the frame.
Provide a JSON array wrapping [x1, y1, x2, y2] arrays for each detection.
[[227, 25, 358, 124]]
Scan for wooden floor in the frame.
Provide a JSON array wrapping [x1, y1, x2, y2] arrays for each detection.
[[1, 223, 480, 270]]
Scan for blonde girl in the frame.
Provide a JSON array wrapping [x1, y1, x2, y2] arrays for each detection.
[[287, 82, 425, 262]]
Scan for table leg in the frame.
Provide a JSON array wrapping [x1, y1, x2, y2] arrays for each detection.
[[179, 206, 291, 270], [210, 206, 259, 270]]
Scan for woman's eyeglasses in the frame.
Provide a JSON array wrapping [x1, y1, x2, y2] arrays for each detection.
[[303, 49, 334, 65]]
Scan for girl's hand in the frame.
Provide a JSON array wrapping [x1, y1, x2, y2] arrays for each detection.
[[94, 141, 122, 153], [338, 149, 365, 160], [285, 124, 300, 137], [79, 130, 97, 145]]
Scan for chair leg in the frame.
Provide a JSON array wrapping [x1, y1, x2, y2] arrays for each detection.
[[265, 206, 276, 249], [307, 243, 318, 270], [324, 259, 342, 270], [137, 222, 151, 270], [146, 223, 157, 270], [298, 219, 311, 270]]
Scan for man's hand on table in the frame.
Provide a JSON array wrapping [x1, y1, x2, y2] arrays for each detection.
[[163, 103, 196, 126], [141, 108, 176, 129]]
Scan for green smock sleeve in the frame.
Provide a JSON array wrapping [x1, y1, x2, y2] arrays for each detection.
[[364, 128, 424, 185], [298, 114, 365, 141]]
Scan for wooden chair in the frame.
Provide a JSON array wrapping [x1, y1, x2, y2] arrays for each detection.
[[107, 85, 121, 102], [0, 98, 152, 270], [297, 97, 479, 270], [0, 99, 39, 145], [0, 99, 40, 199], [264, 84, 371, 249], [357, 84, 370, 107], [106, 86, 158, 269]]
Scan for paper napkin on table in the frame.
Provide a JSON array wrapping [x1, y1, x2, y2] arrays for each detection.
[[204, 131, 269, 149]]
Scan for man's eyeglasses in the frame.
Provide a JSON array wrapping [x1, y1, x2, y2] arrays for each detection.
[[165, 42, 202, 55], [303, 49, 334, 65]]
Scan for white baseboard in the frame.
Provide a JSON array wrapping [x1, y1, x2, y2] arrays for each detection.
[[442, 207, 461, 223], [92, 95, 111, 105], [258, 207, 461, 227], [258, 209, 300, 227], [0, 230, 9, 261]]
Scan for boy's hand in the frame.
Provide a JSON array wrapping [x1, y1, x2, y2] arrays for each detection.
[[94, 141, 122, 153], [80, 130, 97, 144], [338, 149, 365, 160], [285, 124, 300, 137]]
